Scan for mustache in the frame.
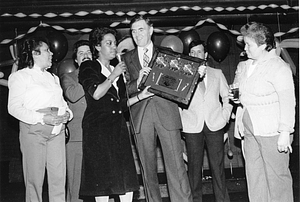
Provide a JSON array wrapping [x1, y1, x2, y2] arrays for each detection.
[[82, 57, 91, 62]]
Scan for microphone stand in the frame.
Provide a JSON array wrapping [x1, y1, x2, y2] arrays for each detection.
[[117, 53, 150, 202]]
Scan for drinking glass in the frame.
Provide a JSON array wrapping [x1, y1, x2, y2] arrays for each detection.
[[229, 83, 239, 99]]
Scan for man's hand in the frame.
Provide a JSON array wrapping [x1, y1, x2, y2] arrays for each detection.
[[198, 65, 206, 78], [139, 86, 154, 100], [137, 67, 151, 87]]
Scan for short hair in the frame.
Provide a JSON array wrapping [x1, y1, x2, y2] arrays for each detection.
[[18, 37, 49, 69], [89, 27, 117, 60], [72, 40, 90, 62], [189, 40, 207, 53], [130, 15, 153, 29], [240, 21, 275, 51]]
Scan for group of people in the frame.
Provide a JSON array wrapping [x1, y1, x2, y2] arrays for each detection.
[[7, 14, 295, 202]]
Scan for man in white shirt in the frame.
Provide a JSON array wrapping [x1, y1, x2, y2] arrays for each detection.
[[180, 40, 232, 202]]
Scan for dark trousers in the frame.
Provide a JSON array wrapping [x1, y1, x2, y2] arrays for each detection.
[[135, 101, 192, 202], [183, 123, 230, 202]]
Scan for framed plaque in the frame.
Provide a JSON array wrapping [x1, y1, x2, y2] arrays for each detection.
[[139, 46, 206, 105]]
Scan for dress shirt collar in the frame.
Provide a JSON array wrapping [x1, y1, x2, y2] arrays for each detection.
[[138, 41, 153, 66]]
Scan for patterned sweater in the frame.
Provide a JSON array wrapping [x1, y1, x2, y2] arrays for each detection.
[[234, 50, 295, 137]]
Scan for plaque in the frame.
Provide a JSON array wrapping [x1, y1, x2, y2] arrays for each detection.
[[139, 46, 206, 105]]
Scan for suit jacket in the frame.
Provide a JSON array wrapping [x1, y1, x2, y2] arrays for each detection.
[[180, 67, 233, 133], [60, 69, 87, 141], [123, 45, 182, 133]]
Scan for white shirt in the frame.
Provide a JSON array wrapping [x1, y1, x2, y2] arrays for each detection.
[[98, 60, 119, 91], [8, 66, 72, 125]]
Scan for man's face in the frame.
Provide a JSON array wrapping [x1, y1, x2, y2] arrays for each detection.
[[75, 45, 92, 66], [131, 20, 153, 48], [189, 44, 206, 60]]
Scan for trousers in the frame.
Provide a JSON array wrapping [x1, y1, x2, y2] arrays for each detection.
[[20, 122, 66, 202]]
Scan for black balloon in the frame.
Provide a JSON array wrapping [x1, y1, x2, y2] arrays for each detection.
[[57, 58, 76, 77], [179, 29, 200, 55], [46, 30, 68, 63], [207, 31, 230, 63]]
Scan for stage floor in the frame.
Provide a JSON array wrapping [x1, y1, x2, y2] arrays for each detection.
[[0, 145, 298, 202]]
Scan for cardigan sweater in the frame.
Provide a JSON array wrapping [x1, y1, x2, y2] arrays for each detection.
[[234, 50, 295, 138]]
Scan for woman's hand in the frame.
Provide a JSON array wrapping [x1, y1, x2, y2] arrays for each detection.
[[60, 111, 70, 124], [137, 67, 151, 87], [277, 131, 292, 153], [43, 114, 67, 126], [111, 61, 127, 79], [228, 89, 241, 104]]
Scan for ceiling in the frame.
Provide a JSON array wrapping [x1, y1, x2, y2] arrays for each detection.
[[0, 0, 298, 43]]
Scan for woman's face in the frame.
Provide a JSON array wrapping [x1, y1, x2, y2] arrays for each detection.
[[97, 33, 117, 61], [34, 42, 53, 70], [243, 36, 265, 60]]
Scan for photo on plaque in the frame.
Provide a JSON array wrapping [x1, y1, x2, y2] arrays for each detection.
[[139, 46, 206, 105]]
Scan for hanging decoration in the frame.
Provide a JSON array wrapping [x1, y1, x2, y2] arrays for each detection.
[[1, 4, 298, 19], [1, 19, 298, 45]]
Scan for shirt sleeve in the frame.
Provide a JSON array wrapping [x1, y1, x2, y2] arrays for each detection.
[[7, 71, 44, 124], [79, 60, 104, 97], [270, 60, 296, 133], [60, 73, 85, 103], [219, 71, 233, 122]]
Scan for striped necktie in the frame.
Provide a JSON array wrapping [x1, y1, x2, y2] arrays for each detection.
[[143, 48, 150, 68]]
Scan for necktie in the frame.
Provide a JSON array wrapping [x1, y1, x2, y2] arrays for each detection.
[[143, 48, 150, 68]]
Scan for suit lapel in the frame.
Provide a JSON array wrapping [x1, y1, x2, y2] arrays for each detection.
[[131, 49, 142, 72]]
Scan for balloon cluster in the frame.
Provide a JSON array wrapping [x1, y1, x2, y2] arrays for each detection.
[[160, 30, 230, 63]]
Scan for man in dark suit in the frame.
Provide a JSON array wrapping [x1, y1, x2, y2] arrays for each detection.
[[123, 15, 192, 202], [60, 40, 92, 202]]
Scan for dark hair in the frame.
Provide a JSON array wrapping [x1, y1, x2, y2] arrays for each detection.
[[18, 37, 49, 69], [72, 40, 90, 63], [240, 21, 275, 51], [130, 15, 153, 29], [89, 27, 117, 60], [189, 40, 207, 53]]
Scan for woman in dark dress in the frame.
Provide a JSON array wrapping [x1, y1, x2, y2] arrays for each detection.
[[79, 27, 152, 202]]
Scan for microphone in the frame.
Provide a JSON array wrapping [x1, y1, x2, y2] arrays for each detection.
[[116, 52, 127, 83], [116, 52, 123, 63]]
